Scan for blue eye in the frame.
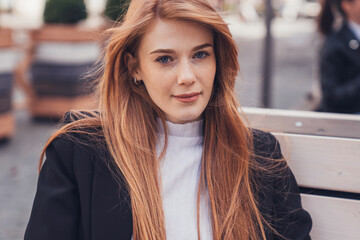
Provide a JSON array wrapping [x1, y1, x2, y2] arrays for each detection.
[[156, 56, 172, 64], [194, 51, 209, 59]]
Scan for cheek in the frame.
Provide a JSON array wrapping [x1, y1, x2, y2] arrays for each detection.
[[200, 62, 216, 90], [142, 71, 174, 101]]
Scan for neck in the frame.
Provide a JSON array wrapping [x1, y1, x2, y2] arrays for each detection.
[[348, 17, 360, 25]]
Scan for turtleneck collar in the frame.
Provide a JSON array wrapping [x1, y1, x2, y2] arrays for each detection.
[[348, 21, 360, 41], [157, 118, 203, 138]]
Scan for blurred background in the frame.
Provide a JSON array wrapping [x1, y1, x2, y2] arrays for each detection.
[[0, 0, 325, 239]]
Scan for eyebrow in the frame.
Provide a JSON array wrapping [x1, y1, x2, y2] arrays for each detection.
[[149, 43, 213, 55]]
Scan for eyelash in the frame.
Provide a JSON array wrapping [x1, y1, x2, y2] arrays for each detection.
[[156, 56, 173, 64], [155, 51, 210, 64], [193, 51, 210, 59]]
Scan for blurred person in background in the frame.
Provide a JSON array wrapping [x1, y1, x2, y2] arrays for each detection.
[[318, 0, 360, 113], [281, 0, 302, 21], [238, 0, 260, 22], [24, 0, 312, 239]]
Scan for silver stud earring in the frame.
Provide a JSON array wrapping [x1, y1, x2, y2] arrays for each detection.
[[133, 77, 140, 85]]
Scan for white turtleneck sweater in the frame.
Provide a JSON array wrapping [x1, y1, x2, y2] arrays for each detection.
[[348, 21, 360, 41], [156, 119, 212, 240]]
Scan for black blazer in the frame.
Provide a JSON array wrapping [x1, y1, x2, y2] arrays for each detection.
[[319, 23, 360, 113], [24, 122, 312, 239]]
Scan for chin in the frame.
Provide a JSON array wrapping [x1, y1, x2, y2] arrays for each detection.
[[164, 106, 206, 124], [175, 113, 202, 124]]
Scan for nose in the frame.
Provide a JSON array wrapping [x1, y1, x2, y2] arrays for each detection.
[[177, 59, 196, 85]]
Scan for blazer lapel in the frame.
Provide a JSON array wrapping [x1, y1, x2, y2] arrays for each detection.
[[338, 24, 360, 67], [91, 154, 133, 240]]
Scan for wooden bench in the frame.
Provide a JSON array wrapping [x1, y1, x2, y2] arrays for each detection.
[[242, 107, 360, 240]]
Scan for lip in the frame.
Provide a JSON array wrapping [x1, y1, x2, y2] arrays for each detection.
[[173, 92, 201, 103]]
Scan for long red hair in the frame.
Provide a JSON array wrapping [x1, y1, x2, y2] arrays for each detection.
[[40, 0, 268, 239]]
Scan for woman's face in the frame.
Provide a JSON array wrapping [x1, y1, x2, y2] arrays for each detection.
[[132, 19, 216, 124]]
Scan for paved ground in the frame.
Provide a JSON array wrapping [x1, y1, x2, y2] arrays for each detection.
[[0, 110, 58, 239], [0, 16, 321, 239]]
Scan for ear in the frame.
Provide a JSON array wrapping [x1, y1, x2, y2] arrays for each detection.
[[124, 52, 142, 80]]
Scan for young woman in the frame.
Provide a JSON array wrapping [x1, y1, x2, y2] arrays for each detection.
[[24, 0, 312, 239], [318, 0, 360, 113]]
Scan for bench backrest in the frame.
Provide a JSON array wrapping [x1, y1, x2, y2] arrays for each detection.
[[242, 107, 360, 240]]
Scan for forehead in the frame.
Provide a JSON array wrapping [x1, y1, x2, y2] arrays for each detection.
[[138, 18, 214, 53]]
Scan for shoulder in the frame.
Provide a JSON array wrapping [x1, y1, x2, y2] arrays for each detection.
[[62, 110, 100, 124], [249, 129, 288, 190], [321, 25, 350, 55], [251, 128, 282, 159], [250, 129, 312, 238], [321, 34, 342, 57], [57, 110, 105, 152], [45, 111, 108, 173]]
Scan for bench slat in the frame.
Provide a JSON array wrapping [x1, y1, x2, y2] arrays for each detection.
[[243, 107, 360, 138], [274, 133, 360, 193], [241, 107, 360, 238], [301, 194, 360, 240]]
